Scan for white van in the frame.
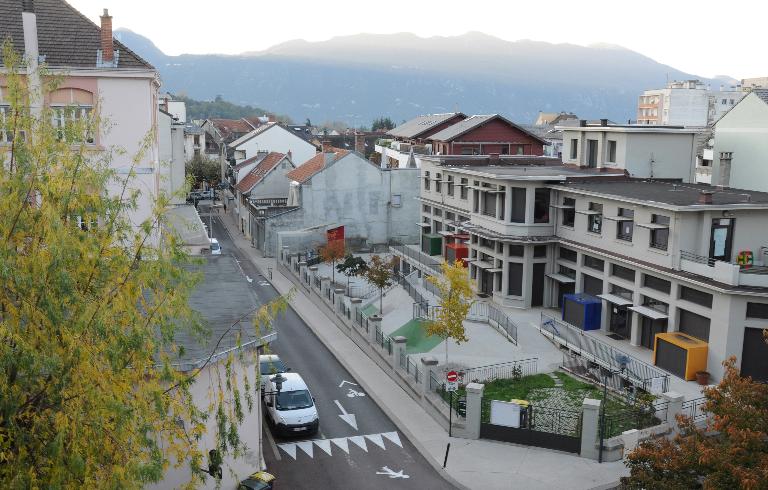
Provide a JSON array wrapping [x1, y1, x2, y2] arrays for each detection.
[[209, 237, 221, 255], [263, 372, 319, 436]]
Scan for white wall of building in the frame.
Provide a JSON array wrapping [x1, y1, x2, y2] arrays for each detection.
[[234, 126, 316, 167]]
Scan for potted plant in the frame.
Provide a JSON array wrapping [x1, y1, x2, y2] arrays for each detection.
[[695, 370, 711, 385]]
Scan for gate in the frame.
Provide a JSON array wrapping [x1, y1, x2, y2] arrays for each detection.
[[479, 399, 582, 454]]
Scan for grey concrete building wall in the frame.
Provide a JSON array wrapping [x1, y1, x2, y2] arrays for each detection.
[[624, 133, 696, 181], [712, 94, 768, 192]]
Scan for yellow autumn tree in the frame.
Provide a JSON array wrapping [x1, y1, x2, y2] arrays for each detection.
[[0, 42, 287, 488], [425, 260, 473, 364]]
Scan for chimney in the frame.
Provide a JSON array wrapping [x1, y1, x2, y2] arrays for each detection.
[[579, 119, 587, 127], [100, 9, 113, 63], [287, 150, 292, 162], [22, 0, 42, 118], [354, 132, 366, 154], [600, 118, 608, 127], [268, 115, 276, 123], [718, 152, 733, 188], [322, 140, 332, 153], [698, 190, 714, 205]]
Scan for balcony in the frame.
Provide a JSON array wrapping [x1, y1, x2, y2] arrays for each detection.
[[680, 250, 768, 288]]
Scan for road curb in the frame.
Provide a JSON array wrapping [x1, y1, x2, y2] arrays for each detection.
[[220, 217, 468, 490]]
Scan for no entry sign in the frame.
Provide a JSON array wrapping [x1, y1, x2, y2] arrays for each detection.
[[445, 370, 459, 392]]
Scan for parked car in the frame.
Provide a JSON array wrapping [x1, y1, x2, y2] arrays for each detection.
[[238, 471, 276, 490], [209, 237, 221, 255], [259, 354, 288, 394], [263, 372, 319, 437], [199, 189, 215, 199], [186, 191, 202, 203]]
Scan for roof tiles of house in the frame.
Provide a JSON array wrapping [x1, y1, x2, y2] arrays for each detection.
[[230, 122, 278, 148], [233, 152, 267, 171], [235, 152, 286, 193], [753, 89, 768, 105], [286, 148, 349, 183], [0, 0, 152, 69], [387, 113, 466, 139], [209, 118, 257, 141], [429, 114, 548, 144]]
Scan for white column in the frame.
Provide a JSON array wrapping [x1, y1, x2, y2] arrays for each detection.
[[464, 383, 485, 440], [580, 398, 602, 460]]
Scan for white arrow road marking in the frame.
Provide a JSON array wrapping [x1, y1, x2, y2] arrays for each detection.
[[246, 275, 253, 283], [348, 435, 368, 452], [334, 399, 358, 430], [330, 437, 349, 454], [381, 431, 403, 448], [278, 443, 296, 459], [365, 433, 386, 450], [314, 439, 333, 456], [296, 441, 314, 458], [338, 380, 358, 388], [376, 466, 410, 479]]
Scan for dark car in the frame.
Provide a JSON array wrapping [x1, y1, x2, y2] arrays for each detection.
[[238, 471, 276, 490]]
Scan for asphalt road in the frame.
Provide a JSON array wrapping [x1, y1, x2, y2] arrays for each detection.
[[208, 209, 453, 490]]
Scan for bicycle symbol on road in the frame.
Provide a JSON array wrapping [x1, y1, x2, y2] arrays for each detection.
[[346, 388, 366, 398]]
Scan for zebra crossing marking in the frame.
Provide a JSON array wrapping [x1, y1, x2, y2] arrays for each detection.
[[278, 431, 402, 460]]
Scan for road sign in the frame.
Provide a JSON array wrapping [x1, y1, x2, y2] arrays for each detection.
[[445, 370, 459, 392]]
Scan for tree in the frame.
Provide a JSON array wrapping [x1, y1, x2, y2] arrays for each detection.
[[305, 118, 312, 127], [364, 255, 397, 314], [185, 154, 220, 189], [0, 42, 288, 488], [319, 240, 345, 284], [336, 254, 368, 291], [425, 260, 473, 364], [371, 116, 395, 131], [622, 356, 768, 489]]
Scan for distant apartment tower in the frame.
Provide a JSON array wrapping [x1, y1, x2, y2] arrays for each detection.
[[637, 80, 746, 126]]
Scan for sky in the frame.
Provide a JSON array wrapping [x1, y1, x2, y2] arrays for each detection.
[[69, 0, 766, 79]]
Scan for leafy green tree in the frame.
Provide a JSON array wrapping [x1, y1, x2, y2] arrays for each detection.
[[336, 254, 368, 290], [371, 116, 395, 131], [622, 356, 768, 489], [174, 94, 293, 124], [364, 255, 397, 314], [425, 260, 473, 364], [0, 42, 288, 488], [185, 154, 220, 189]]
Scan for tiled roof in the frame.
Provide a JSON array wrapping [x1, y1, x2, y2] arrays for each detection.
[[429, 114, 548, 145], [235, 152, 286, 193], [230, 122, 278, 148], [0, 0, 152, 69], [208, 118, 256, 142], [753, 89, 768, 105], [387, 113, 466, 139], [233, 153, 265, 171], [286, 148, 349, 183]]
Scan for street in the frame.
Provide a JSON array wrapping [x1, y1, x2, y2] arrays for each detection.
[[208, 209, 453, 490]]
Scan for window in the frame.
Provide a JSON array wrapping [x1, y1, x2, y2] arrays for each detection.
[[678, 309, 711, 342], [423, 171, 430, 190], [583, 275, 603, 296], [458, 215, 468, 222], [559, 265, 576, 279], [509, 245, 524, 257], [643, 274, 671, 294], [446, 211, 455, 222], [650, 214, 670, 250], [729, 99, 735, 105], [587, 139, 598, 167], [607, 140, 617, 163], [611, 284, 633, 300], [423, 204, 431, 213], [460, 178, 468, 199], [479, 237, 494, 249], [391, 194, 402, 207], [562, 197, 575, 227], [498, 188, 506, 220], [508, 262, 523, 296], [570, 138, 578, 159], [447, 175, 454, 196], [534, 245, 547, 258], [510, 187, 526, 223], [52, 106, 94, 143], [616, 208, 634, 241], [721, 98, 727, 105], [473, 187, 480, 213], [643, 296, 668, 313], [559, 247, 577, 262], [583, 254, 604, 271], [533, 188, 550, 223], [679, 286, 712, 308], [497, 242, 504, 253], [516, 145, 524, 155], [611, 264, 636, 282], [746, 302, 768, 319], [482, 192, 497, 218], [587, 202, 602, 234], [433, 208, 442, 217], [435, 173, 442, 193], [433, 220, 442, 233]]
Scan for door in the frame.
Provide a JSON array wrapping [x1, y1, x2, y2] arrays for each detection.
[[640, 316, 667, 349], [587, 139, 598, 168], [709, 218, 734, 262], [480, 269, 493, 295], [558, 282, 575, 308], [609, 306, 631, 339], [741, 327, 768, 382], [532, 263, 545, 306]]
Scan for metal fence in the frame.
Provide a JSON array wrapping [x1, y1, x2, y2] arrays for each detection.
[[399, 349, 406, 369], [602, 402, 666, 439], [487, 303, 519, 345], [681, 396, 708, 423], [540, 313, 669, 394], [458, 358, 539, 384], [390, 245, 442, 275], [480, 399, 582, 437]]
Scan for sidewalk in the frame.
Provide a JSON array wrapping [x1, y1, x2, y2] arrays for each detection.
[[217, 214, 629, 490]]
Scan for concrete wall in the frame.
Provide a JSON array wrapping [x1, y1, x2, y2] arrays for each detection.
[[712, 93, 768, 192], [234, 126, 316, 167]]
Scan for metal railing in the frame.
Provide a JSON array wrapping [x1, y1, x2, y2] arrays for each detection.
[[681, 397, 708, 423], [458, 358, 539, 384], [603, 403, 665, 439], [399, 349, 406, 369], [390, 245, 442, 275], [540, 313, 669, 394], [488, 303, 519, 345], [680, 250, 718, 267]]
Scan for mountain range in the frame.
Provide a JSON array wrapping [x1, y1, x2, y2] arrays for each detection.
[[115, 29, 733, 126]]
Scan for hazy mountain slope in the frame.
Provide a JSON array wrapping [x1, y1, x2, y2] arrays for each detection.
[[115, 29, 721, 126]]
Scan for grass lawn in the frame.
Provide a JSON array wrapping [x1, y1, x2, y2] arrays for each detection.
[[390, 318, 443, 354]]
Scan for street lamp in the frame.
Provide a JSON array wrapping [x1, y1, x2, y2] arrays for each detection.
[[598, 355, 629, 463], [263, 372, 288, 405]]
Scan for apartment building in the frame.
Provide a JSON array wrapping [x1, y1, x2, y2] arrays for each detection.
[[560, 121, 704, 181], [637, 79, 745, 126]]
